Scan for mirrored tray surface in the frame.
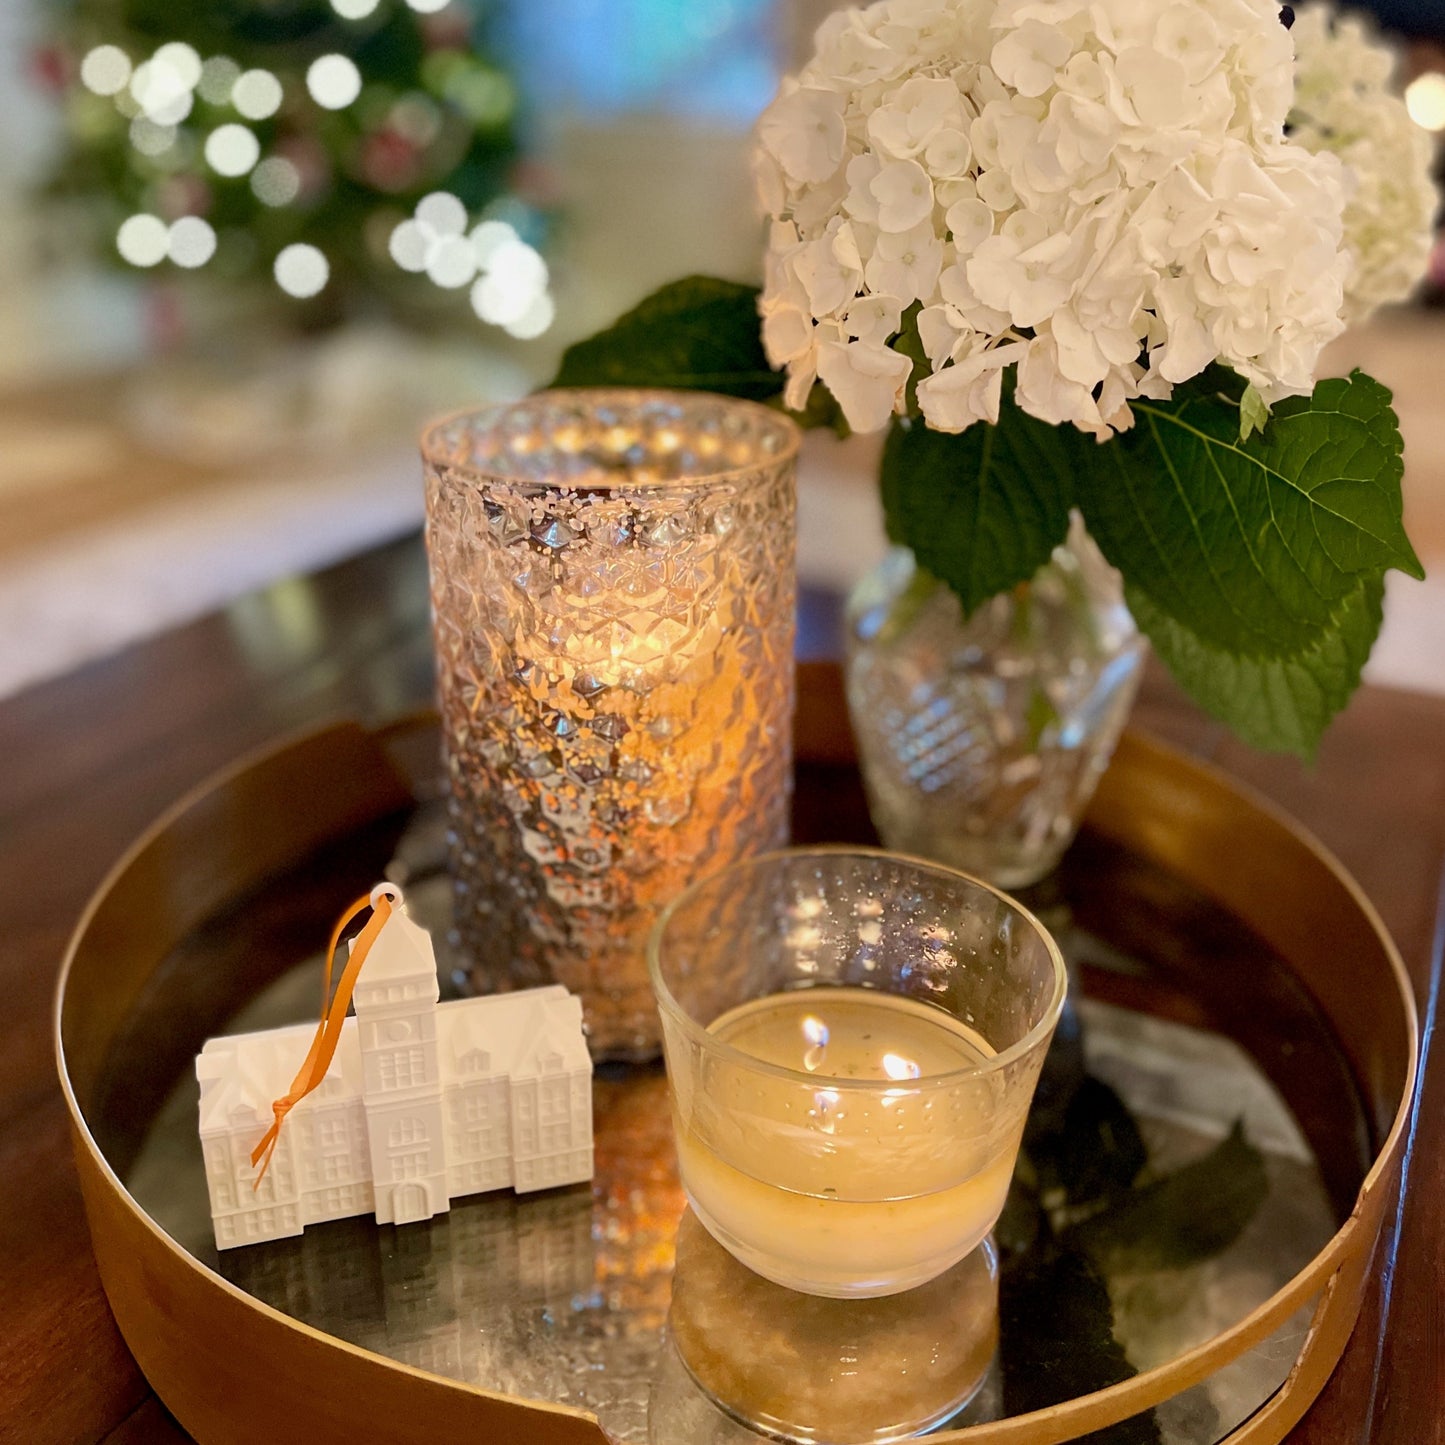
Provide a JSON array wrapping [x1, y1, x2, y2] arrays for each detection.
[[107, 788, 1368, 1445]]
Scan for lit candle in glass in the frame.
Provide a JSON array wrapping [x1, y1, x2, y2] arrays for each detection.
[[649, 848, 1065, 1298], [423, 391, 799, 1060]]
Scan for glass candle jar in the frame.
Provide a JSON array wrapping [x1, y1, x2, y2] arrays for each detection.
[[649, 847, 1066, 1298], [423, 390, 798, 1060]]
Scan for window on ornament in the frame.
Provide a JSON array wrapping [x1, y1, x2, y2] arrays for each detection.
[[380, 1047, 427, 1089], [388, 1117, 426, 1147]]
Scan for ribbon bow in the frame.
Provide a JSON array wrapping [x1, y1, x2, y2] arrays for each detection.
[[250, 886, 396, 1187]]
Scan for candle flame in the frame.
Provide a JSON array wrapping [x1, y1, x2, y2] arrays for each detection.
[[812, 1087, 841, 1134], [882, 1052, 921, 1081], [802, 1014, 829, 1073]]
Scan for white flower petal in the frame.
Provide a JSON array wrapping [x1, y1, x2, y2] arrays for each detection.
[[759, 87, 849, 184], [816, 339, 913, 433], [870, 158, 935, 232], [916, 341, 1025, 430], [746, 0, 1358, 435], [763, 306, 814, 365]]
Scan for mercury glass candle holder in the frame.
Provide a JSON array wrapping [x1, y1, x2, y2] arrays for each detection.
[[649, 847, 1066, 1298], [423, 390, 798, 1061]]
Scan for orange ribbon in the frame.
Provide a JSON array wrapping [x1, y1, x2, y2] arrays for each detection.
[[250, 888, 395, 1187]]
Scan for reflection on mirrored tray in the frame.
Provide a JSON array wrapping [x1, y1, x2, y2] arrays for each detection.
[[127, 924, 1339, 1445], [657, 1210, 999, 1443]]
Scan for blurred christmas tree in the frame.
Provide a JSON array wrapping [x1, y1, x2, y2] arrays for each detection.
[[38, 0, 555, 338]]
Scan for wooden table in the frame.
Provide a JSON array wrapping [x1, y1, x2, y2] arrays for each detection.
[[2, 534, 1441, 1444]]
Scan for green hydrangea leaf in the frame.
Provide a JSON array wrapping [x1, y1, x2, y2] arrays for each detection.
[[1128, 573, 1384, 760], [551, 276, 783, 400], [880, 402, 1076, 616], [1078, 369, 1421, 658]]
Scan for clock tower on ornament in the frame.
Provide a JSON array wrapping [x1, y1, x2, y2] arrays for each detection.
[[351, 897, 449, 1227]]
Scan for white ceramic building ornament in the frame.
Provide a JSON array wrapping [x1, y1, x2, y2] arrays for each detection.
[[197, 884, 593, 1250]]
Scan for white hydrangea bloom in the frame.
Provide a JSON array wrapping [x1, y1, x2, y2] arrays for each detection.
[[1288, 4, 1439, 323], [753, 0, 1352, 437]]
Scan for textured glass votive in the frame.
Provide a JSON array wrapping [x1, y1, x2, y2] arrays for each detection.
[[649, 847, 1066, 1298], [423, 389, 798, 1060]]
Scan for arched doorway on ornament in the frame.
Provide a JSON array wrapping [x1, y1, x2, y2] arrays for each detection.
[[391, 1182, 431, 1226]]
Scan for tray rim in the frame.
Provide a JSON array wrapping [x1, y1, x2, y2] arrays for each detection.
[[54, 698, 1419, 1445]]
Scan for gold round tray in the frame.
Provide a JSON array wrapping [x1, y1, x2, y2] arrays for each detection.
[[55, 696, 1417, 1445]]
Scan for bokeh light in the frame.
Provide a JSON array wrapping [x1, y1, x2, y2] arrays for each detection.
[[444, 67, 514, 126], [504, 291, 555, 340], [80, 46, 132, 97], [468, 219, 517, 268], [470, 238, 548, 325], [415, 190, 467, 235], [388, 219, 431, 272], [331, 0, 381, 15], [307, 54, 362, 110], [1405, 73, 1445, 133], [153, 42, 203, 92], [130, 57, 194, 124], [426, 234, 477, 288], [204, 124, 260, 177], [406, 0, 452, 12], [275, 243, 329, 297], [251, 156, 301, 207], [198, 56, 241, 106], [232, 69, 283, 121], [116, 213, 169, 267], [168, 216, 217, 268], [129, 117, 177, 157], [389, 94, 442, 147]]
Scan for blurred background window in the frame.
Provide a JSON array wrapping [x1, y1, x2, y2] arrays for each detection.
[[501, 0, 779, 121]]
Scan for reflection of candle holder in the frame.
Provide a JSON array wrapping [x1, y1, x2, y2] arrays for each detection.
[[423, 390, 798, 1060], [649, 848, 1065, 1297], [655, 1209, 998, 1444]]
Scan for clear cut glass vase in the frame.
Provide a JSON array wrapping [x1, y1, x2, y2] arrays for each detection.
[[845, 526, 1145, 891]]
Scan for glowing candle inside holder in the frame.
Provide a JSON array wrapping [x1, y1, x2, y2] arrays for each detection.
[[650, 848, 1066, 1298], [423, 390, 799, 1060]]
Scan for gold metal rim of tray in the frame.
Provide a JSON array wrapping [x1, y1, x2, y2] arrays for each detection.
[[53, 704, 1419, 1445]]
